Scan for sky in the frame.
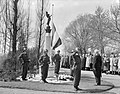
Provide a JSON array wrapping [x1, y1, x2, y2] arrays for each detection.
[[49, 0, 119, 37], [1, 0, 119, 53]]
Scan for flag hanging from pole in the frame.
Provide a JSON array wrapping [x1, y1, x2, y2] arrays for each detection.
[[51, 24, 62, 50], [51, 23, 56, 46], [52, 37, 62, 50]]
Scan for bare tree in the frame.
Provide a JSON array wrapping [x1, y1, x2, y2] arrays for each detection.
[[89, 6, 110, 54], [64, 14, 92, 54], [35, 0, 49, 69]]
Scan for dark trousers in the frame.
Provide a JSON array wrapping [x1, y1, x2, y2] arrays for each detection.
[[22, 63, 28, 80], [95, 76, 101, 85], [41, 64, 49, 81], [70, 69, 74, 77], [73, 69, 81, 87], [54, 61, 60, 74]]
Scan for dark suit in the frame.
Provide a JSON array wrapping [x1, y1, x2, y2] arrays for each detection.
[[69, 54, 74, 77], [19, 52, 30, 80], [93, 54, 102, 85], [72, 52, 81, 88], [39, 54, 50, 81], [53, 54, 61, 74]]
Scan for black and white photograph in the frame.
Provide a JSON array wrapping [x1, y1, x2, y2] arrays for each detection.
[[0, 0, 120, 94]]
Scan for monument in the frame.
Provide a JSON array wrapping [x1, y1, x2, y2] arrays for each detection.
[[44, 11, 51, 56]]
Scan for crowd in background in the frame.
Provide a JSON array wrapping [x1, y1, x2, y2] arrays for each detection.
[[61, 52, 120, 75]]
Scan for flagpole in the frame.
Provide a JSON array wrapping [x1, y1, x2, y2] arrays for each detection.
[[51, 4, 54, 45], [51, 4, 54, 65]]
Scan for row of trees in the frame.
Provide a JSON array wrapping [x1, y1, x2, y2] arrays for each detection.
[[63, 5, 120, 55], [0, 0, 49, 80], [0, 0, 49, 55]]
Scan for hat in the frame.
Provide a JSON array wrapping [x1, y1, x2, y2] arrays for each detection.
[[75, 47, 79, 52], [71, 50, 74, 53], [94, 49, 99, 54], [57, 50, 60, 52]]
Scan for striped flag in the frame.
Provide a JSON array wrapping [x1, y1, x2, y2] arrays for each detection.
[[51, 24, 62, 50], [51, 23, 56, 46]]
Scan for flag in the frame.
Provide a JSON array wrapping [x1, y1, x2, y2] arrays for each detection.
[[52, 37, 62, 50], [51, 23, 56, 46], [51, 24, 62, 50]]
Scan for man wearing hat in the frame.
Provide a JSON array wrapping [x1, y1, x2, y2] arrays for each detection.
[[72, 47, 82, 91], [18, 49, 30, 81], [69, 50, 75, 77], [93, 49, 102, 85], [53, 50, 61, 80], [39, 49, 50, 83]]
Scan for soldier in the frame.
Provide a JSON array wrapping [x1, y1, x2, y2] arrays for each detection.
[[18, 49, 30, 81], [93, 49, 102, 85], [39, 49, 50, 83], [69, 50, 74, 78], [72, 47, 82, 91], [53, 50, 61, 81]]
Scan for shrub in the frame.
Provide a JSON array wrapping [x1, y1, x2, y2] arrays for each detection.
[[0, 47, 40, 81]]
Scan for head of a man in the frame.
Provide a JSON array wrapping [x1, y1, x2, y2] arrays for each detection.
[[57, 50, 60, 54], [75, 47, 79, 52], [94, 49, 99, 55], [43, 49, 48, 55]]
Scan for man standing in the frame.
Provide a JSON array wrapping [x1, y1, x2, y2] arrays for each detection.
[[69, 50, 74, 78], [39, 49, 50, 83], [53, 50, 61, 81], [93, 50, 102, 85], [18, 49, 30, 81], [72, 47, 82, 91]]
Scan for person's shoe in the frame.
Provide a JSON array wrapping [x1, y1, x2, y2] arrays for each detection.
[[69, 77, 74, 81], [22, 78, 27, 81], [74, 86, 82, 91], [44, 80, 48, 83], [94, 83, 100, 86]]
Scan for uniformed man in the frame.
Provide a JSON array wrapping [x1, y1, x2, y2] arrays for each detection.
[[93, 49, 102, 85], [72, 47, 82, 91], [39, 49, 50, 83], [69, 50, 74, 77], [53, 50, 61, 81], [18, 49, 30, 81]]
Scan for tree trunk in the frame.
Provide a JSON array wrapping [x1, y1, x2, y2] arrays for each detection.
[[12, 0, 18, 56]]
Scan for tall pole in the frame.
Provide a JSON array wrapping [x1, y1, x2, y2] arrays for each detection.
[[51, 4, 54, 57], [37, 0, 44, 70]]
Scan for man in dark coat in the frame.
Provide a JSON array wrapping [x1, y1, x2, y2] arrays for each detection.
[[18, 50, 30, 81], [93, 50, 102, 85], [72, 48, 82, 91], [53, 50, 61, 80], [39, 49, 50, 83], [69, 50, 74, 77], [81, 54, 86, 70]]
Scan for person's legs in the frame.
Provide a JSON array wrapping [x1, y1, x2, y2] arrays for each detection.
[[74, 70, 81, 90], [95, 77, 101, 85], [42, 65, 49, 83], [22, 65, 27, 80]]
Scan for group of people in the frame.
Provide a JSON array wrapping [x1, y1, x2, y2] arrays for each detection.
[[39, 49, 61, 83], [103, 53, 120, 75], [80, 52, 120, 75], [69, 48, 102, 90], [18, 48, 105, 91]]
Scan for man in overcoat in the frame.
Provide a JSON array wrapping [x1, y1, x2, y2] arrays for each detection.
[[69, 50, 74, 77], [93, 50, 102, 85], [53, 50, 61, 80], [18, 49, 30, 81], [72, 48, 82, 91], [39, 49, 50, 83]]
